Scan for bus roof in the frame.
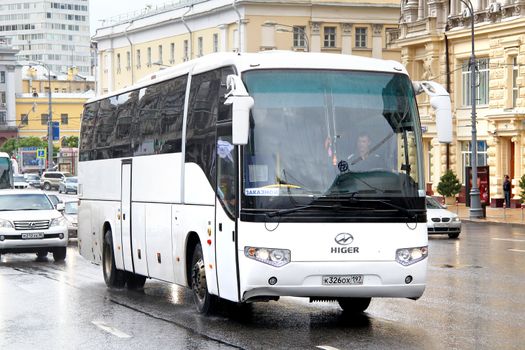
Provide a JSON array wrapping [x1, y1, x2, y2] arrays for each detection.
[[86, 51, 408, 104]]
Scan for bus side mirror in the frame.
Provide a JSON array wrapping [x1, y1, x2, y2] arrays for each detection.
[[413, 81, 452, 144], [224, 75, 254, 145]]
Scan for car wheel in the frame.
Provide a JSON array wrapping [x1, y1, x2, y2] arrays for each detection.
[[53, 247, 66, 261], [448, 232, 460, 239], [127, 273, 147, 289], [337, 297, 371, 313], [44, 182, 51, 191], [102, 229, 127, 288], [36, 251, 48, 258], [190, 243, 218, 314]]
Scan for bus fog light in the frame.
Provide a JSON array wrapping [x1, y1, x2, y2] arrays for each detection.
[[58, 233, 64, 239], [405, 275, 413, 284], [244, 246, 291, 267], [396, 246, 428, 266], [268, 277, 277, 285], [0, 235, 4, 241]]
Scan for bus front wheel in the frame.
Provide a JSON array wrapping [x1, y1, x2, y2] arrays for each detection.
[[337, 297, 371, 313], [103, 229, 127, 288], [190, 243, 218, 314]]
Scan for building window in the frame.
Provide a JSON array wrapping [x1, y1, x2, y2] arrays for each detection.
[[126, 51, 131, 69], [170, 43, 175, 63], [0, 92, 5, 104], [293, 26, 306, 48], [136, 49, 141, 68], [183, 40, 189, 61], [41, 113, 49, 125], [512, 57, 518, 108], [147, 47, 152, 66], [116, 53, 121, 72], [20, 114, 28, 125], [462, 58, 489, 106], [198, 37, 203, 57], [213, 34, 219, 53], [323, 27, 336, 48], [355, 27, 367, 48], [0, 112, 5, 125], [61, 113, 68, 125], [158, 45, 163, 64], [461, 141, 488, 184], [0, 71, 5, 83]]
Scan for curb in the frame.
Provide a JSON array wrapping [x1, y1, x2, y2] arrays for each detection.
[[461, 218, 525, 227]]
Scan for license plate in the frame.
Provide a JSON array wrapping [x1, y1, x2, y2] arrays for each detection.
[[21, 232, 44, 239], [322, 275, 364, 285]]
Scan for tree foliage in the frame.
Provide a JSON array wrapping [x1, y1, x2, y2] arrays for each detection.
[[61, 136, 78, 148], [437, 170, 462, 197], [0, 137, 59, 156]]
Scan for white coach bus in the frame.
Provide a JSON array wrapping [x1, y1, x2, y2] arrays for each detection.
[[78, 51, 451, 314]]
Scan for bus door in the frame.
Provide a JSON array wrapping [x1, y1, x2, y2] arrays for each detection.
[[120, 160, 134, 272], [215, 126, 240, 302]]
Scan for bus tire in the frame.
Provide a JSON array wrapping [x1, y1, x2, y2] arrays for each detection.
[[103, 229, 126, 288], [127, 273, 147, 289], [337, 297, 371, 313], [53, 247, 67, 261], [190, 243, 218, 314]]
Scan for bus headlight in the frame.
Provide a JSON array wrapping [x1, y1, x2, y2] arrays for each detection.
[[244, 246, 291, 267], [0, 219, 13, 229], [396, 246, 428, 266]]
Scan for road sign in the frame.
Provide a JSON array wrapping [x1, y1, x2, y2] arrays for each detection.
[[52, 121, 60, 141], [36, 148, 46, 159]]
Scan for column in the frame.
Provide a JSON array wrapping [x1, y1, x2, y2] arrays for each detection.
[[218, 24, 229, 52], [450, 0, 458, 15], [372, 24, 383, 59], [310, 22, 321, 53], [431, 137, 442, 193], [106, 49, 114, 94], [6, 66, 16, 127], [240, 19, 249, 53], [341, 23, 352, 55], [418, 0, 425, 20], [511, 136, 521, 199], [96, 50, 104, 96]]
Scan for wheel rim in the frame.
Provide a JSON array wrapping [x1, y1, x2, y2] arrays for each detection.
[[191, 257, 207, 305]]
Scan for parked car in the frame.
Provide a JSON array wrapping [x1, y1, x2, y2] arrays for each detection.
[[58, 176, 78, 194], [426, 196, 461, 239], [13, 175, 29, 189], [46, 194, 63, 209], [62, 200, 78, 238], [40, 171, 72, 191], [0, 189, 68, 261], [24, 174, 41, 188]]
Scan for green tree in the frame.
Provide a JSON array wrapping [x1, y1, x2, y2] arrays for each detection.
[[437, 170, 462, 198], [0, 137, 60, 157], [519, 174, 525, 203], [62, 136, 79, 148]]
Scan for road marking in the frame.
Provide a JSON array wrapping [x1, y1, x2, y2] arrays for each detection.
[[508, 249, 525, 253], [317, 346, 340, 350], [492, 238, 525, 243], [92, 320, 132, 338]]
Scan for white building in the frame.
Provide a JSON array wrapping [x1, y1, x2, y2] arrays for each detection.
[[0, 0, 91, 75], [0, 37, 22, 144]]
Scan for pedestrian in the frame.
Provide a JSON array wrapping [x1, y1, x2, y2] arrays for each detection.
[[503, 175, 511, 208]]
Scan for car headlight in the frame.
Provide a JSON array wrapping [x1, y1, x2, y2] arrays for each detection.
[[50, 217, 67, 227], [396, 246, 428, 266], [0, 218, 13, 229], [452, 217, 461, 222], [244, 246, 291, 267]]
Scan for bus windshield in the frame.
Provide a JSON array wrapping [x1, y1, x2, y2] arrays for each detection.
[[241, 69, 423, 213]]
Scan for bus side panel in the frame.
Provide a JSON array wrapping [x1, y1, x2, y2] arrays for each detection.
[[183, 163, 215, 206], [78, 200, 94, 262], [145, 203, 175, 283], [179, 204, 218, 295], [172, 204, 185, 286], [94, 201, 120, 266], [132, 154, 182, 203], [131, 202, 149, 276]]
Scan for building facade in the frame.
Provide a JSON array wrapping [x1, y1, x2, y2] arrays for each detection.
[[397, 0, 525, 203], [93, 0, 401, 95], [0, 0, 91, 75], [0, 37, 22, 145]]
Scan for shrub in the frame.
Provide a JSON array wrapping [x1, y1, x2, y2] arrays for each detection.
[[437, 170, 462, 198], [519, 174, 525, 203]]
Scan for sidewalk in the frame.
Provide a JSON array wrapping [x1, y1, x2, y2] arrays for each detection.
[[447, 203, 525, 226]]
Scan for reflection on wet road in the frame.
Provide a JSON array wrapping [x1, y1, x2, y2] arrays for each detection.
[[1, 222, 524, 349]]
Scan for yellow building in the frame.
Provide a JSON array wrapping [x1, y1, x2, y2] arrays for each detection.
[[396, 1, 525, 204], [93, 0, 402, 94]]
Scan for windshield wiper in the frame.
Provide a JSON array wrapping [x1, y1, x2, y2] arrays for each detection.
[[265, 203, 333, 218]]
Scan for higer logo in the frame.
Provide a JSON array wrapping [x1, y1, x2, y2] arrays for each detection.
[[332, 233, 359, 254]]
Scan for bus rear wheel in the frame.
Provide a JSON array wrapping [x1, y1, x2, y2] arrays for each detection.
[[102, 229, 127, 288], [190, 243, 218, 314], [337, 297, 371, 313]]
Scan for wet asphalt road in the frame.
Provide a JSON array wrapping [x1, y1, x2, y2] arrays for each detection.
[[1, 221, 524, 350]]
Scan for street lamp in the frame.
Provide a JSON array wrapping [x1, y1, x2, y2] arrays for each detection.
[[27, 61, 54, 170], [459, 0, 483, 218], [263, 21, 309, 52]]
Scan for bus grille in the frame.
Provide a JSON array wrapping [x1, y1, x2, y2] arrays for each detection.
[[14, 220, 50, 231]]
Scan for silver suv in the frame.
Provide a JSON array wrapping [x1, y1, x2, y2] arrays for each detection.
[[40, 171, 72, 191]]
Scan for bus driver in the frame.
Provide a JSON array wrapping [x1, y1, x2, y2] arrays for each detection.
[[347, 132, 384, 171]]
